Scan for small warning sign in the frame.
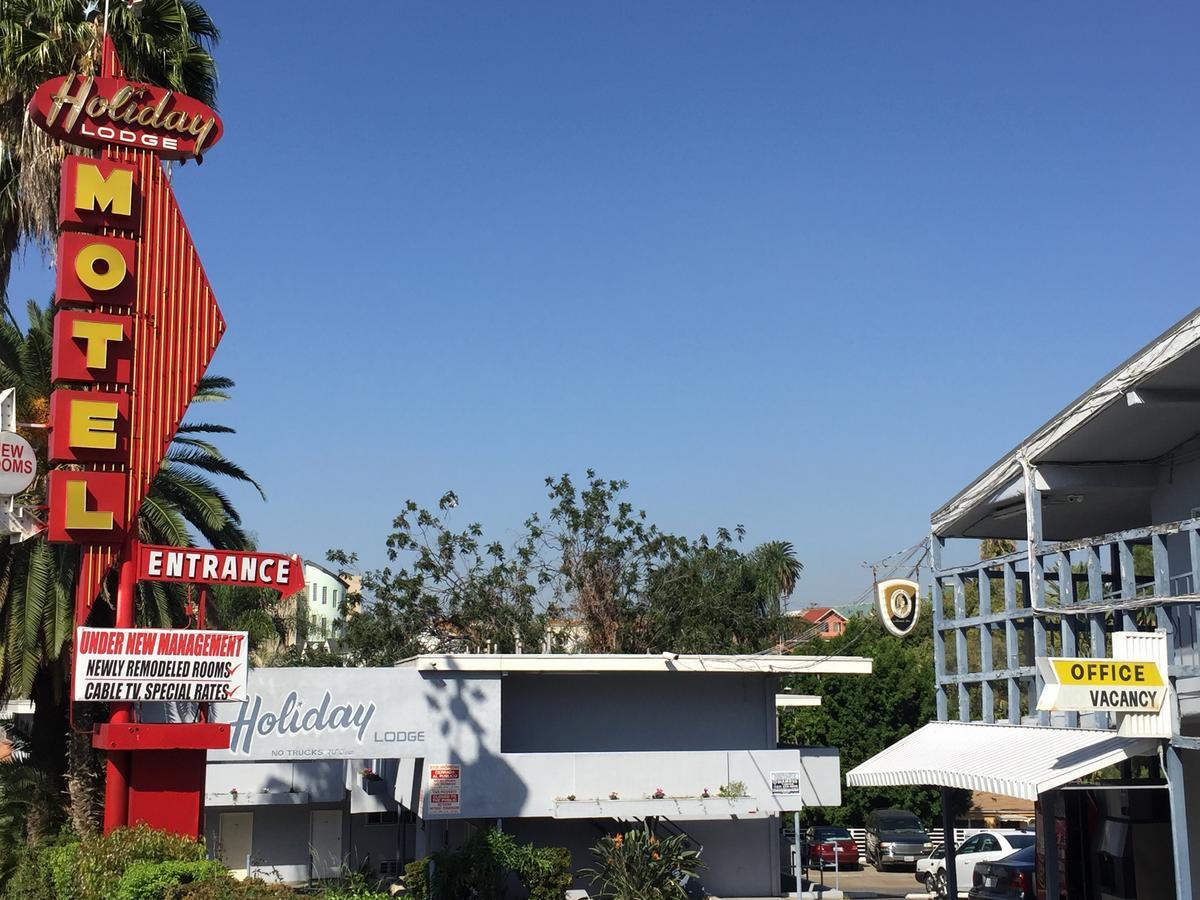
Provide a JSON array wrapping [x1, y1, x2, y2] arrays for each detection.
[[429, 764, 461, 815]]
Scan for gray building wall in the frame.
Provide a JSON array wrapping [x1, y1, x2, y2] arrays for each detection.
[[505, 816, 779, 898], [500, 673, 776, 752]]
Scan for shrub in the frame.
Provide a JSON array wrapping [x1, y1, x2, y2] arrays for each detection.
[[117, 859, 226, 900], [581, 825, 702, 900], [403, 859, 428, 900], [517, 845, 573, 900], [69, 824, 206, 900], [164, 876, 294, 900], [2, 844, 58, 900], [404, 830, 571, 900]]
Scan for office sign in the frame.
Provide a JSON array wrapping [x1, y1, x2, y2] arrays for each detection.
[[211, 668, 429, 760], [1036, 656, 1166, 713], [74, 626, 248, 703]]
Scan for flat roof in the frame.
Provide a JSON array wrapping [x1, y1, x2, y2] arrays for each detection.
[[399, 653, 872, 675]]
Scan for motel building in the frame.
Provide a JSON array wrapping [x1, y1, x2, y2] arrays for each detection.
[[849, 308, 1200, 899], [203, 652, 870, 896]]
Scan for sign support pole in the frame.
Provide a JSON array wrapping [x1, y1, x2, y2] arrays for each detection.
[[102, 535, 138, 833]]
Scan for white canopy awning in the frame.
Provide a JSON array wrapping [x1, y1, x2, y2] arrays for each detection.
[[846, 721, 1160, 801]]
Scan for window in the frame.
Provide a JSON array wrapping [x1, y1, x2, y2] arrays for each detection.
[[366, 810, 398, 826], [322, 586, 328, 605], [821, 621, 831, 633], [978, 835, 1000, 852], [958, 835, 983, 854]]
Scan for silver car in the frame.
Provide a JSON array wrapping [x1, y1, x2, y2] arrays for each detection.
[[865, 808, 934, 871]]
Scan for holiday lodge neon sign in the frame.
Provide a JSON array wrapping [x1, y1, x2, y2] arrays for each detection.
[[30, 75, 223, 159]]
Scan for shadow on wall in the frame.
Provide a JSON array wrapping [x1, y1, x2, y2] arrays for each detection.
[[421, 656, 530, 843]]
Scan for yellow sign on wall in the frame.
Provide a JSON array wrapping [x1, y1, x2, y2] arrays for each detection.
[[1037, 656, 1166, 713]]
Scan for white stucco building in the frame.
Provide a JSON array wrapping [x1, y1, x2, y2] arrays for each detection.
[[204, 652, 870, 896]]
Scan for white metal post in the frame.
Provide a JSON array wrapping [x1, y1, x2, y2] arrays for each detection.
[[792, 810, 801, 899]]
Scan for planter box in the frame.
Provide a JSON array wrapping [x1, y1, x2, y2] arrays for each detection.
[[362, 776, 386, 796], [553, 796, 761, 820]]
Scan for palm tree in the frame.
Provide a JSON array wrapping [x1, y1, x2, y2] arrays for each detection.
[[0, 0, 219, 294], [0, 298, 260, 833]]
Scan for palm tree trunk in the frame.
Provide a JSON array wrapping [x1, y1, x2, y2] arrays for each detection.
[[66, 705, 103, 835]]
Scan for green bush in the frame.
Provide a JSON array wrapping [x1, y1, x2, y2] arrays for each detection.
[[517, 845, 573, 900], [405, 830, 572, 900], [164, 876, 294, 900], [45, 841, 80, 900], [581, 825, 702, 900], [116, 859, 226, 900], [2, 843, 58, 900], [403, 859, 429, 900], [66, 824, 207, 900]]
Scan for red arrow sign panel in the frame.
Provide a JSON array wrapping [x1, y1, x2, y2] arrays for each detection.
[[137, 544, 305, 598]]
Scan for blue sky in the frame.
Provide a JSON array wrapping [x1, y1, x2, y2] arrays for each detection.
[[9, 2, 1200, 609]]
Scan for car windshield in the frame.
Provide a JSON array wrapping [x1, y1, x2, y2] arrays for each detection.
[[1005, 834, 1036, 849], [814, 828, 852, 840]]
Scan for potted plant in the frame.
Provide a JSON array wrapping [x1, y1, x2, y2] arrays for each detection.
[[360, 766, 385, 795], [609, 791, 620, 800], [652, 787, 666, 799]]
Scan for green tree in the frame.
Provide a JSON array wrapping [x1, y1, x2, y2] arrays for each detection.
[[640, 536, 801, 653], [0, 299, 261, 836], [331, 472, 804, 662], [0, 0, 219, 295], [327, 490, 553, 665], [778, 613, 971, 828]]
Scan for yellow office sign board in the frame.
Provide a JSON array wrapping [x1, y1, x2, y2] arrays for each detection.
[[1036, 657, 1166, 714]]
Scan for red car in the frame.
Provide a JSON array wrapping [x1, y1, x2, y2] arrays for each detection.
[[803, 826, 860, 871]]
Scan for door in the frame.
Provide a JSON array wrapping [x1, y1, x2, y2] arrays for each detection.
[[309, 809, 343, 879], [954, 833, 990, 887], [218, 812, 253, 878]]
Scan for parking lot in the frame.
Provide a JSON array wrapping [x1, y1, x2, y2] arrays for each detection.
[[800, 865, 933, 898]]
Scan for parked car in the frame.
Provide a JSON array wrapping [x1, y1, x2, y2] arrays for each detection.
[[926, 831, 1037, 898], [802, 826, 859, 871], [865, 808, 933, 871], [915, 844, 945, 889], [968, 844, 1036, 900]]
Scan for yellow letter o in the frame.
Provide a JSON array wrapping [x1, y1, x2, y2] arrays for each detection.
[[74, 242, 128, 292]]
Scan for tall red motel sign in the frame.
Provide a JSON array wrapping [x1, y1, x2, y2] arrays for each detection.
[[30, 37, 291, 838]]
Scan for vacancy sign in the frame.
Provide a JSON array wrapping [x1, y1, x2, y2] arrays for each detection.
[[1036, 655, 1166, 714], [74, 626, 248, 703], [137, 544, 305, 598]]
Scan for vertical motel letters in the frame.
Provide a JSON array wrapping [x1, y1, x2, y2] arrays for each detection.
[[47, 156, 138, 544]]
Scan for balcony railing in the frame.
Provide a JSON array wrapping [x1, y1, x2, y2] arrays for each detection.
[[931, 516, 1200, 728]]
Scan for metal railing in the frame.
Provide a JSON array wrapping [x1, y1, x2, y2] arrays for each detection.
[[931, 516, 1200, 727]]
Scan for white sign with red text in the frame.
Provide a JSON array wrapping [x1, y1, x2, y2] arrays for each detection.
[[0, 431, 36, 495], [428, 764, 461, 815], [73, 626, 248, 703]]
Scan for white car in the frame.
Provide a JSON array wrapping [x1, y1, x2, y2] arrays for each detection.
[[923, 831, 1037, 898], [915, 844, 945, 887]]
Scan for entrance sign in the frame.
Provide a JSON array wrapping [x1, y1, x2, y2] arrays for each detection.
[[428, 764, 462, 815], [1037, 656, 1166, 714], [211, 668, 429, 760], [0, 432, 36, 495], [770, 771, 802, 795], [74, 626, 248, 703], [137, 545, 305, 598], [29, 75, 223, 159]]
